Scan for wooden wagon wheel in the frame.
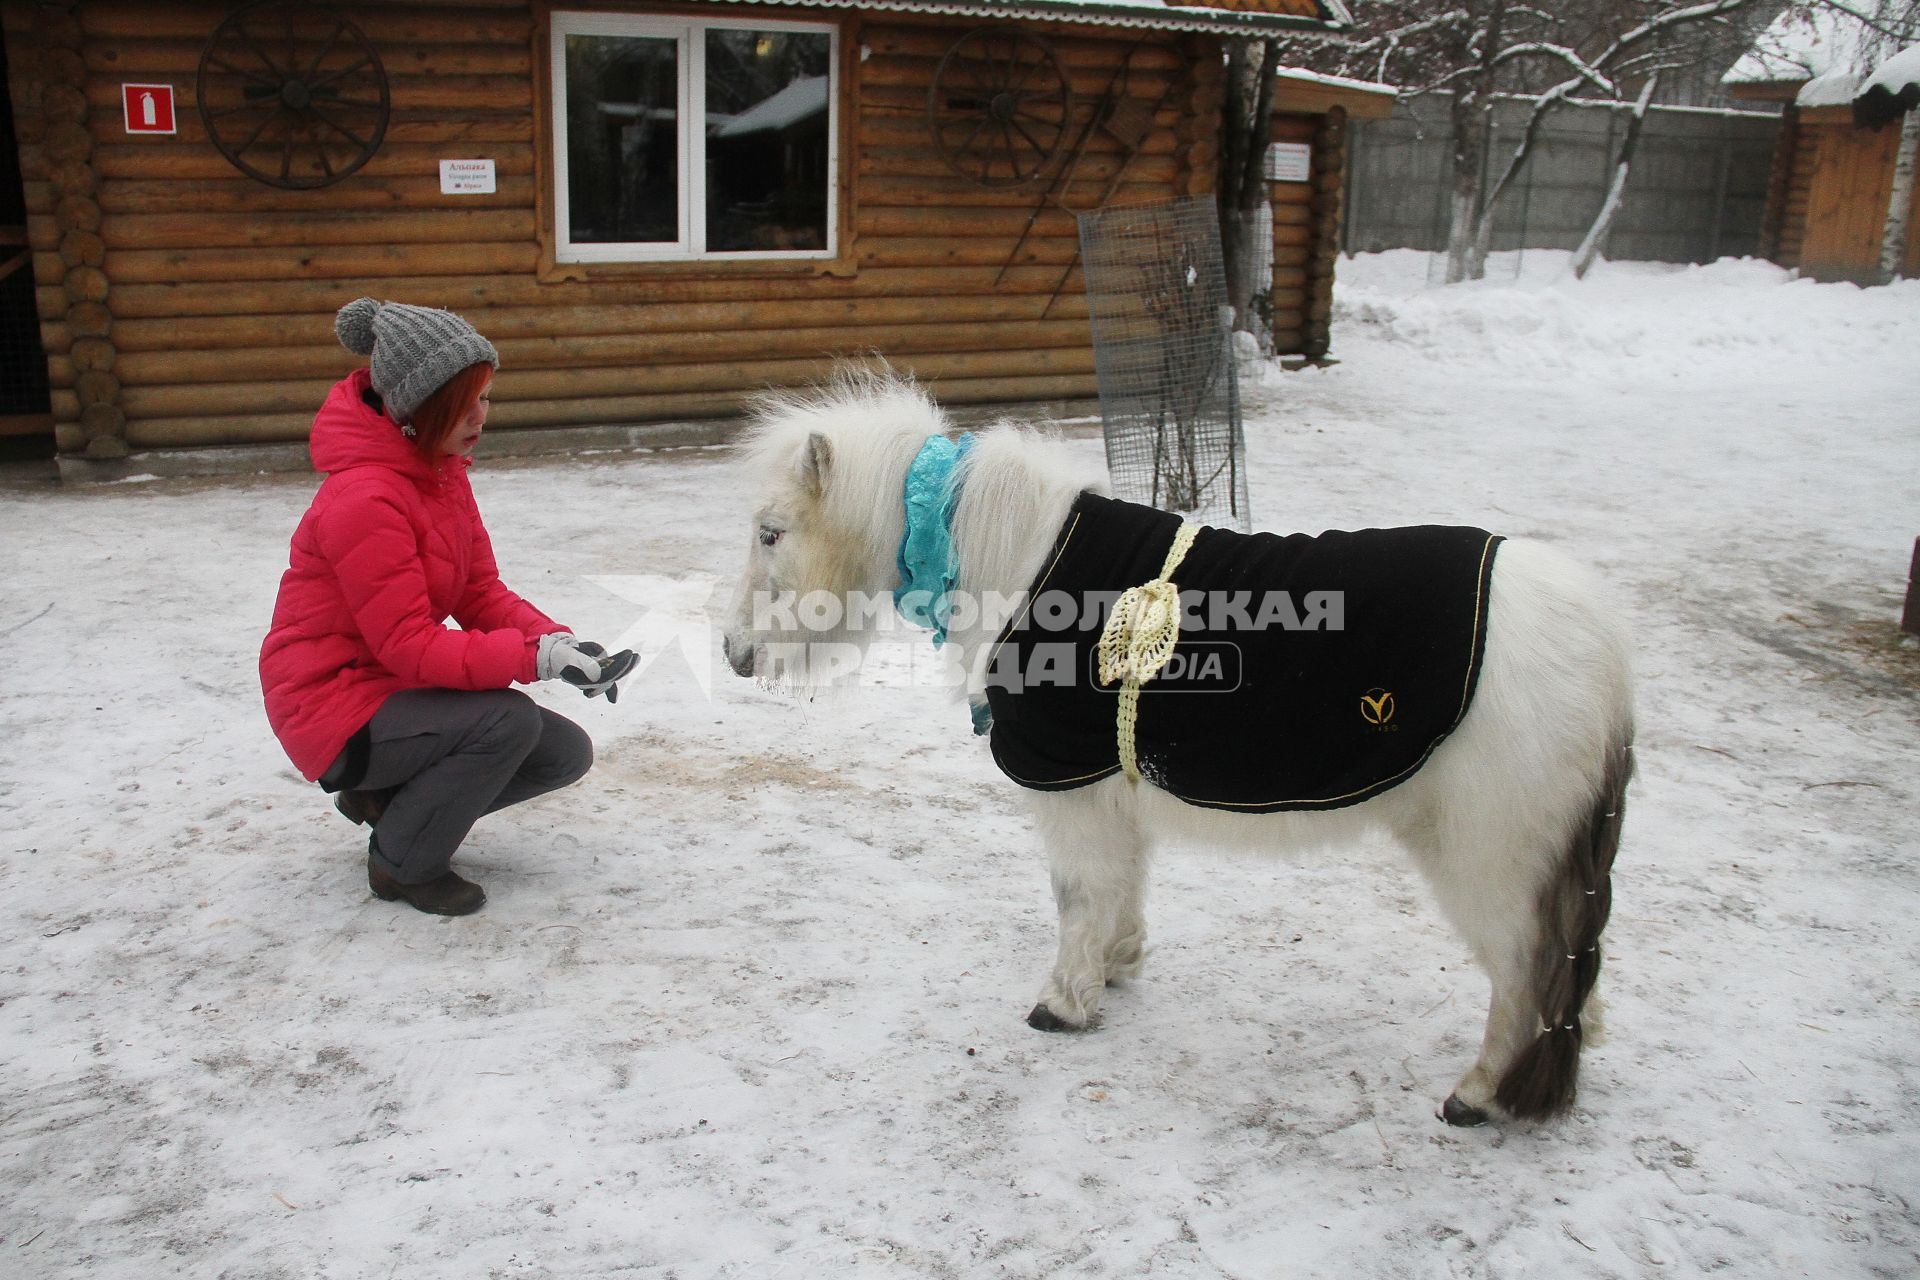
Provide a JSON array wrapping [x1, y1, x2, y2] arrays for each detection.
[[196, 1, 390, 190], [928, 26, 1075, 189]]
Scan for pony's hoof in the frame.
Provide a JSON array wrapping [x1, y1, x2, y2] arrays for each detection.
[[1440, 1094, 1491, 1127], [1027, 1003, 1075, 1032]]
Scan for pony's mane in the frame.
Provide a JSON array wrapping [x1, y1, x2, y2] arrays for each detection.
[[738, 366, 945, 555], [739, 363, 1099, 600], [950, 420, 1103, 608]]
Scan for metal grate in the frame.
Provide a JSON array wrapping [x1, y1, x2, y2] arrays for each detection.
[[1078, 195, 1249, 531]]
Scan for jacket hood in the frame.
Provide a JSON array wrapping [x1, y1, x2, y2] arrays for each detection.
[[309, 369, 466, 479]]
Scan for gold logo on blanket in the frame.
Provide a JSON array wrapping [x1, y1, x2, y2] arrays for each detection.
[[1360, 688, 1396, 726]]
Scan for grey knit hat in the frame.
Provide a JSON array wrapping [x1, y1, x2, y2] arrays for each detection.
[[334, 297, 498, 424]]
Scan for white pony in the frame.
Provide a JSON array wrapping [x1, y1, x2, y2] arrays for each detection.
[[722, 368, 1634, 1126]]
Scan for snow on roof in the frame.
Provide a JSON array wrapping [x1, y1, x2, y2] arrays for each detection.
[[1854, 43, 1920, 126], [714, 77, 829, 138], [721, 0, 1347, 39], [1272, 66, 1397, 97], [1728, 3, 1904, 100], [1866, 42, 1920, 95]]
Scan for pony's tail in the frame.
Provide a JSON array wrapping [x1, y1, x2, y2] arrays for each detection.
[[1495, 730, 1635, 1120]]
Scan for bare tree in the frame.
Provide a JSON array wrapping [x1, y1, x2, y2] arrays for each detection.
[[1280, 0, 1763, 281], [1572, 75, 1660, 278], [1218, 39, 1283, 341]]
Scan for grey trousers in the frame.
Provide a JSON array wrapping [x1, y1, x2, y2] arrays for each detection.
[[321, 687, 593, 884]]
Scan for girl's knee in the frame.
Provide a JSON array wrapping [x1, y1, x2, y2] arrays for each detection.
[[540, 710, 595, 786]]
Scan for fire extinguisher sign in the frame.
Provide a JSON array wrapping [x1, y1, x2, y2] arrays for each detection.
[[122, 84, 177, 135]]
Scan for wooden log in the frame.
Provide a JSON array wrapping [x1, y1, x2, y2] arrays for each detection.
[[69, 336, 115, 373], [80, 402, 123, 438], [864, 57, 1183, 103], [89, 140, 536, 183], [59, 228, 104, 267], [102, 262, 1116, 319], [859, 114, 1180, 156], [40, 47, 85, 86], [860, 148, 1179, 188], [40, 82, 87, 124], [80, 3, 532, 45], [75, 370, 119, 407], [75, 101, 532, 149], [82, 37, 532, 78], [858, 174, 1170, 208], [101, 241, 540, 285], [861, 26, 1185, 68], [65, 301, 110, 337], [64, 264, 107, 303], [109, 293, 1092, 353], [96, 175, 537, 214], [44, 160, 97, 197], [115, 316, 1097, 385], [97, 208, 536, 250], [54, 195, 100, 233], [42, 121, 90, 163], [201, 74, 530, 113], [859, 237, 1080, 268], [119, 348, 1100, 419], [857, 206, 1084, 240]]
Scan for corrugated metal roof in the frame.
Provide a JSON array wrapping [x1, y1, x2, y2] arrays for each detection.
[[718, 0, 1347, 39]]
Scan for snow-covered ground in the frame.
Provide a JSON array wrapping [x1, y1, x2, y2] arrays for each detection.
[[3, 251, 1917, 1279]]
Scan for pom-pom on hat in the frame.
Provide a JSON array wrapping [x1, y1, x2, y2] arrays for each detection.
[[334, 296, 498, 424]]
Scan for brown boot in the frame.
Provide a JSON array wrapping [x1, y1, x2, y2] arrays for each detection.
[[368, 857, 486, 916], [333, 787, 395, 827]]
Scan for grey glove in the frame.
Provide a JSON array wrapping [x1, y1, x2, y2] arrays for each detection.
[[536, 633, 636, 703], [568, 639, 638, 703]]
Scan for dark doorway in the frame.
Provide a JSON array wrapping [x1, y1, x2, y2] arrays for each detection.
[[0, 21, 55, 461]]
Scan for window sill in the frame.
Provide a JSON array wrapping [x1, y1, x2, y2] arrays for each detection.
[[536, 251, 858, 284]]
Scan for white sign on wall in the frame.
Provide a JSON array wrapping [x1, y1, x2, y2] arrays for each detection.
[[439, 159, 497, 194], [1265, 142, 1312, 184]]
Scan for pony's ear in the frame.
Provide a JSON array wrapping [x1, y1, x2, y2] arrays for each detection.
[[801, 432, 832, 498]]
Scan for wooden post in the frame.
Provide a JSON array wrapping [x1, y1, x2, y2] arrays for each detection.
[[31, 1, 124, 459], [1903, 538, 1920, 637]]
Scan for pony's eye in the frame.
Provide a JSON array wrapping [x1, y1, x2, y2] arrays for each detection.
[[758, 526, 783, 548]]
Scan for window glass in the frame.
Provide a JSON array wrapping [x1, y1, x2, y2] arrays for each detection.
[[703, 29, 832, 253], [565, 33, 678, 245]]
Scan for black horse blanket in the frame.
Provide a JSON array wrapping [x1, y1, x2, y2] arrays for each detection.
[[982, 492, 1502, 812]]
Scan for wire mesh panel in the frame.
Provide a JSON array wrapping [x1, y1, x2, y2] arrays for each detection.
[[1078, 195, 1249, 531]]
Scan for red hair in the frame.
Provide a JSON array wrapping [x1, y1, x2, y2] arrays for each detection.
[[405, 362, 493, 461]]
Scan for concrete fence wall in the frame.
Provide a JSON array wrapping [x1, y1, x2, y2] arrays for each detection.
[[1344, 93, 1782, 264]]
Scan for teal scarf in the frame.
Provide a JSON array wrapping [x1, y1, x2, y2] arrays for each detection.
[[894, 433, 973, 644], [895, 433, 992, 734]]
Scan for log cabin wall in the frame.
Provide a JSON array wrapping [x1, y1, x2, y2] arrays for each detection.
[[1264, 102, 1349, 358], [2, 0, 1357, 457], [1761, 105, 1919, 282]]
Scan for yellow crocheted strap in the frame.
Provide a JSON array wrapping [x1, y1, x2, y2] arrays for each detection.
[[1096, 522, 1200, 782]]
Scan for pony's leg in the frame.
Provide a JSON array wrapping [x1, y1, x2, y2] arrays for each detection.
[[1025, 786, 1149, 1031], [1394, 802, 1546, 1122], [1397, 733, 1631, 1125]]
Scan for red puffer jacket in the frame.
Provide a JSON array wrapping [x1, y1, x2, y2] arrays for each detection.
[[260, 369, 568, 779]]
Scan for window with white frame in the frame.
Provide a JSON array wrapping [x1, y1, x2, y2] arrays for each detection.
[[550, 11, 838, 262]]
